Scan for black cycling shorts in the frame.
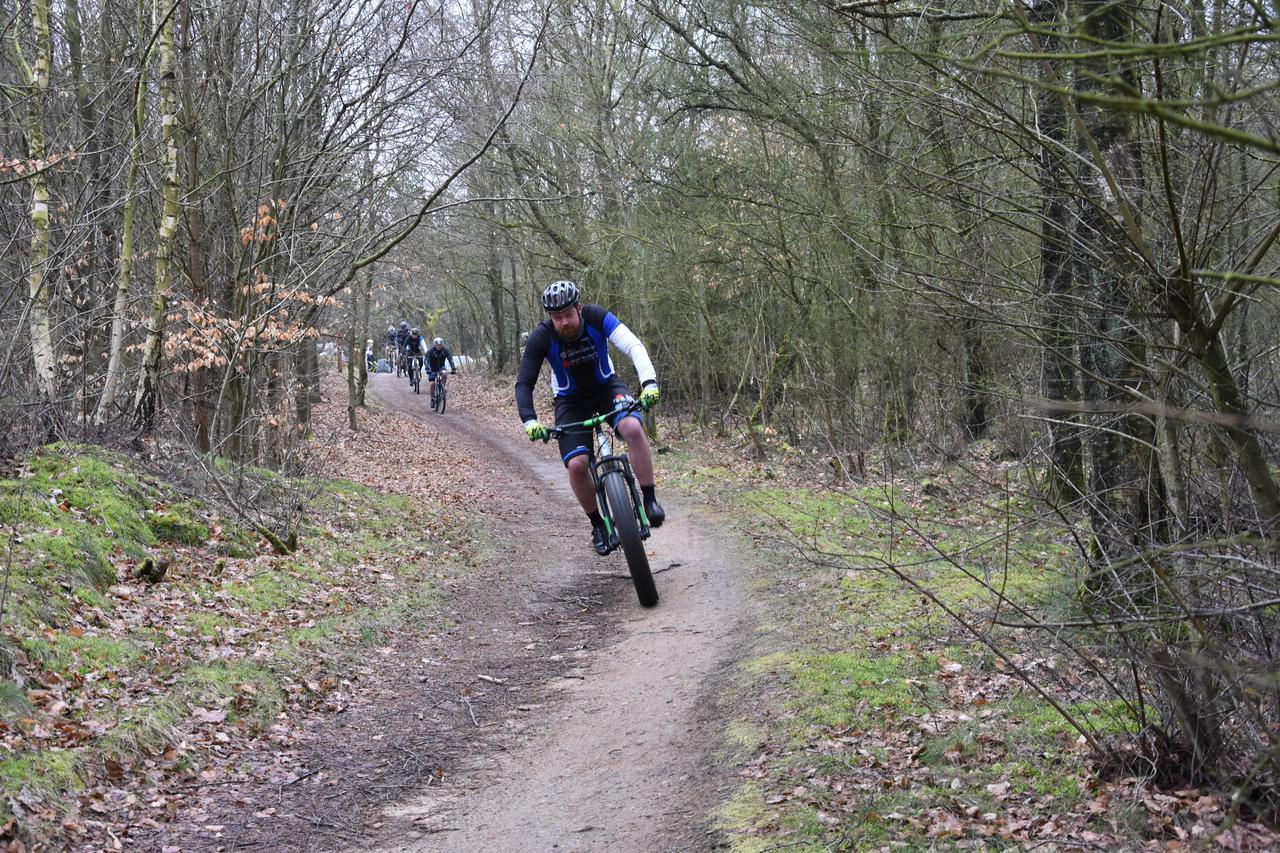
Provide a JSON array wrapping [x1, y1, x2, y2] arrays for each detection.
[[554, 378, 642, 466]]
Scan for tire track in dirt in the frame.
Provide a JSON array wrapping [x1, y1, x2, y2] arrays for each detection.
[[369, 375, 752, 852]]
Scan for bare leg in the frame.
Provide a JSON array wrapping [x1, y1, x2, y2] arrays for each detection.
[[616, 417, 654, 486], [567, 455, 598, 513]]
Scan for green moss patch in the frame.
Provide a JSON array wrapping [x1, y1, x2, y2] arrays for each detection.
[[146, 507, 209, 545], [673, 459, 1126, 847], [20, 631, 145, 676], [181, 661, 284, 730], [0, 444, 211, 599], [0, 750, 83, 800], [0, 442, 474, 841]]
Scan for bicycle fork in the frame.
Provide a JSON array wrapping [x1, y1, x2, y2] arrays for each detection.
[[593, 454, 652, 542]]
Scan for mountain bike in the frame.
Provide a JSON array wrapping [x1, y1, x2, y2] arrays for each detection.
[[430, 370, 450, 413], [407, 355, 423, 394], [549, 401, 658, 608]]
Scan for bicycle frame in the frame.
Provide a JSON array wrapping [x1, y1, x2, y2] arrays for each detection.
[[553, 405, 651, 540]]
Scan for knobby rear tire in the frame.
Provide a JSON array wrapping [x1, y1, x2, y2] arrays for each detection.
[[602, 470, 658, 607]]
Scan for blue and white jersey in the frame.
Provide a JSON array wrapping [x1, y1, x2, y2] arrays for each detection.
[[515, 304, 656, 424]]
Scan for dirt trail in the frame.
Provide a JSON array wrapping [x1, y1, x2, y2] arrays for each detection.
[[369, 375, 750, 851]]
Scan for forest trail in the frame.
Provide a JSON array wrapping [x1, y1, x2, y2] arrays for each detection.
[[365, 374, 750, 851]]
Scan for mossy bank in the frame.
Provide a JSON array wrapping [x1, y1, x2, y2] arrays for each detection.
[[0, 443, 475, 847]]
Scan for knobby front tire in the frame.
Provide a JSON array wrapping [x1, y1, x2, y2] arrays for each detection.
[[602, 470, 658, 607]]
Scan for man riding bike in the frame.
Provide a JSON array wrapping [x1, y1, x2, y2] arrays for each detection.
[[384, 325, 398, 366], [426, 337, 456, 409], [395, 321, 411, 375], [516, 280, 664, 556], [403, 327, 428, 385]]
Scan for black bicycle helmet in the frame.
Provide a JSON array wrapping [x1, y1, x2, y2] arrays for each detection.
[[541, 280, 580, 312]]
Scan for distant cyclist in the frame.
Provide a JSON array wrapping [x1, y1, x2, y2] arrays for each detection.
[[426, 337, 456, 409], [395, 321, 410, 375], [384, 325, 397, 365], [516, 280, 664, 556], [403, 327, 428, 384]]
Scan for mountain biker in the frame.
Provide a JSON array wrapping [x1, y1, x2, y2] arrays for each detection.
[[516, 280, 664, 556], [404, 327, 428, 384], [364, 339, 376, 372], [395, 321, 411, 375], [391, 315, 407, 361], [426, 337, 456, 409]]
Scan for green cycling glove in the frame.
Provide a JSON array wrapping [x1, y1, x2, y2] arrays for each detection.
[[525, 420, 549, 442], [639, 384, 660, 411]]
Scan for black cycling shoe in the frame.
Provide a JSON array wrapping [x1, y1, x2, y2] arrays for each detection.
[[643, 497, 666, 528], [591, 524, 612, 556]]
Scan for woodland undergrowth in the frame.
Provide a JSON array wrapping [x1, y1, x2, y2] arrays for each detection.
[[661, 427, 1280, 850]]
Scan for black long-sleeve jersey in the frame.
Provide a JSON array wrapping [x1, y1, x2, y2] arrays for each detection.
[[515, 304, 656, 425]]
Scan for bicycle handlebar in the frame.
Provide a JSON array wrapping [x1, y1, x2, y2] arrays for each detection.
[[548, 399, 642, 438]]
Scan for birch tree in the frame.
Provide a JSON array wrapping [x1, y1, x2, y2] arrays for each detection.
[[7, 0, 58, 407], [131, 0, 179, 431]]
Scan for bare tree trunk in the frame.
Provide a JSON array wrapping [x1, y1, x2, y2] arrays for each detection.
[[65, 0, 109, 424], [1152, 334, 1189, 534], [294, 335, 317, 429], [347, 152, 377, 430], [925, 17, 990, 443], [132, 0, 181, 432], [94, 0, 149, 426], [1029, 0, 1083, 497], [357, 271, 371, 407], [9, 0, 58, 408], [180, 0, 211, 451], [345, 325, 360, 430], [508, 248, 524, 372], [1167, 277, 1280, 538], [1073, 0, 1153, 567], [486, 201, 508, 370]]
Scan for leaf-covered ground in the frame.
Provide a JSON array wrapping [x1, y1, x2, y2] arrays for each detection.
[[660, 433, 1280, 850], [0, 375, 515, 850], [6, 375, 1277, 850]]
